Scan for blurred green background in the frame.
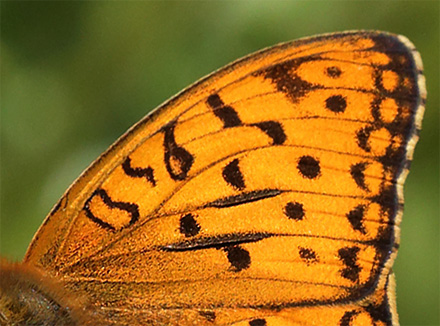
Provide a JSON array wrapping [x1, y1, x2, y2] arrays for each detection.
[[1, 1, 438, 325]]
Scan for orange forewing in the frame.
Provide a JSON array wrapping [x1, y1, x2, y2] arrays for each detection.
[[1, 31, 425, 325]]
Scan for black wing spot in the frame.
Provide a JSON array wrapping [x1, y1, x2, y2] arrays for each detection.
[[325, 95, 347, 113], [326, 66, 342, 78], [338, 247, 361, 282], [356, 126, 373, 152], [263, 61, 315, 103], [222, 158, 245, 190], [249, 319, 267, 326], [179, 213, 201, 237], [298, 247, 318, 264], [284, 201, 305, 221], [350, 162, 368, 191], [339, 310, 360, 326], [122, 157, 156, 186], [163, 122, 194, 181], [252, 121, 287, 145], [372, 185, 396, 217], [224, 245, 251, 272], [83, 189, 139, 231], [297, 155, 320, 179], [347, 205, 367, 234], [207, 94, 242, 128]]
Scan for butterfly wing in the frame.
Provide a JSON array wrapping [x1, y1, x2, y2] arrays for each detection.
[[24, 31, 425, 325]]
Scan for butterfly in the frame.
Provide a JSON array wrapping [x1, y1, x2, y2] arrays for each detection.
[[0, 31, 425, 326]]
